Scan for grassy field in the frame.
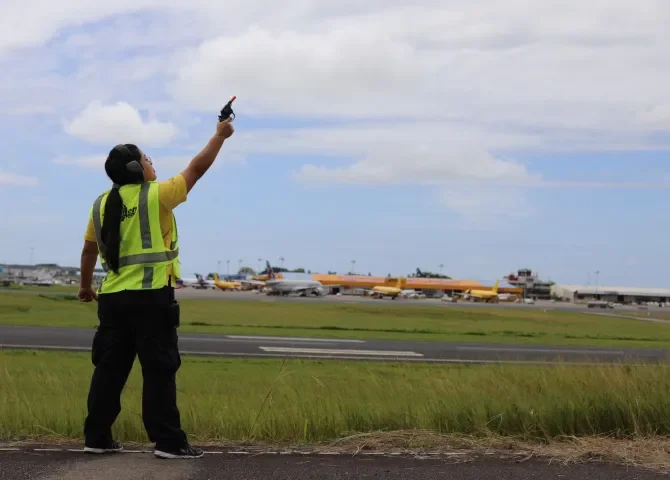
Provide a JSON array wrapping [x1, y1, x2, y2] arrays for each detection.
[[1, 349, 670, 445], [0, 285, 79, 293], [2, 290, 670, 348]]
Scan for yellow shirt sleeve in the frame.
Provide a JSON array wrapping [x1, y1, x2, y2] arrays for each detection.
[[84, 215, 96, 242], [158, 174, 188, 211]]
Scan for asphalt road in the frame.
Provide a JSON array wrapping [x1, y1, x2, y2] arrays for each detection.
[[1, 325, 667, 364], [0, 450, 665, 479]]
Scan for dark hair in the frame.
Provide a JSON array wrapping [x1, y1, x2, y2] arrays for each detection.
[[101, 144, 144, 273]]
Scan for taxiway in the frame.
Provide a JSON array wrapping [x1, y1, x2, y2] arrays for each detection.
[[0, 325, 667, 364]]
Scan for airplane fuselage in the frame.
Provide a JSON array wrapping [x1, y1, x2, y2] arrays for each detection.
[[370, 286, 402, 298], [464, 289, 499, 302], [463, 280, 500, 303], [177, 277, 216, 289], [215, 281, 242, 291], [265, 279, 325, 296]]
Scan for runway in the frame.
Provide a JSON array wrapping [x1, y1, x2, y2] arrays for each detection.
[[0, 325, 667, 365]]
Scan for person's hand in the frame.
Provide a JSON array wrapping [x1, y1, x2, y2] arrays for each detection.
[[215, 119, 235, 139], [78, 286, 98, 303]]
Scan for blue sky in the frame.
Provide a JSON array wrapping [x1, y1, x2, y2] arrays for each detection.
[[2, 1, 670, 287]]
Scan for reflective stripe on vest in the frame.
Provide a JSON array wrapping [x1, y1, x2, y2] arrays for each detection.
[[91, 182, 179, 291]]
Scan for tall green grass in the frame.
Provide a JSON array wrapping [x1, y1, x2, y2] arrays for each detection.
[[2, 350, 670, 444]]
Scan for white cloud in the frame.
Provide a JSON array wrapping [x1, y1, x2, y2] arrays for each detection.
[[225, 123, 668, 187], [4, 1, 670, 133], [161, 0, 670, 217], [167, 1, 670, 132], [2, 0, 670, 220], [229, 122, 542, 156], [63, 101, 179, 146], [437, 186, 534, 227], [296, 149, 536, 187], [637, 104, 670, 131], [0, 171, 39, 187], [53, 153, 244, 173], [0, 0, 165, 56], [169, 25, 426, 118], [225, 122, 543, 216]]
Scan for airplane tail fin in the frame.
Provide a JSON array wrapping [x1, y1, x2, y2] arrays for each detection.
[[266, 260, 275, 279], [213, 273, 219, 282], [492, 279, 500, 294]]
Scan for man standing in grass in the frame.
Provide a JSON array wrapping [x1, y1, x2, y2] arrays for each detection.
[[77, 116, 234, 459]]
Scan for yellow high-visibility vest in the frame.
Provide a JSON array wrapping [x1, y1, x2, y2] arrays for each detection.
[[90, 181, 180, 294]]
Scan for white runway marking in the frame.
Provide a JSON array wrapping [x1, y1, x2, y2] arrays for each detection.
[[259, 346, 424, 357], [226, 335, 365, 344], [180, 336, 341, 346]]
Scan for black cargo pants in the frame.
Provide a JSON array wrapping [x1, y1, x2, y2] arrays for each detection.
[[83, 285, 187, 451]]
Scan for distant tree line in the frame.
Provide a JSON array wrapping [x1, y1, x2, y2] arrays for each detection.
[[407, 268, 451, 279], [258, 266, 309, 275], [207, 266, 451, 279]]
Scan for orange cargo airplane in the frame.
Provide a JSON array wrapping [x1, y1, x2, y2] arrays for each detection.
[[212, 273, 242, 291], [462, 280, 500, 302], [369, 277, 408, 299]]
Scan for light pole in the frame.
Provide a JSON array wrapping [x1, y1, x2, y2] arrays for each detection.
[[217, 260, 221, 275], [257, 258, 262, 274], [438, 264, 444, 275], [279, 257, 285, 269], [226, 260, 230, 275], [350, 260, 356, 274], [29, 247, 35, 265], [238, 259, 242, 273], [595, 270, 600, 297]]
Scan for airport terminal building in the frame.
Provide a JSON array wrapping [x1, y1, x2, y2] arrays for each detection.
[[551, 284, 670, 304]]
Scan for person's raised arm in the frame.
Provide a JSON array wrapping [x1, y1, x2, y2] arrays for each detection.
[[181, 119, 235, 193]]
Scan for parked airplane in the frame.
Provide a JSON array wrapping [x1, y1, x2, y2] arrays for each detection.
[[497, 293, 516, 302], [212, 273, 242, 291], [463, 280, 500, 303], [262, 261, 326, 296], [400, 289, 426, 299], [176, 273, 216, 289], [369, 277, 407, 299], [265, 278, 326, 296]]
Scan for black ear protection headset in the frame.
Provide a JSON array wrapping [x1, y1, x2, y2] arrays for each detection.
[[111, 144, 145, 179]]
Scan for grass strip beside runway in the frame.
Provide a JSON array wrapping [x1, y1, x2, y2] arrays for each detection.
[[2, 292, 670, 348], [1, 350, 670, 444]]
